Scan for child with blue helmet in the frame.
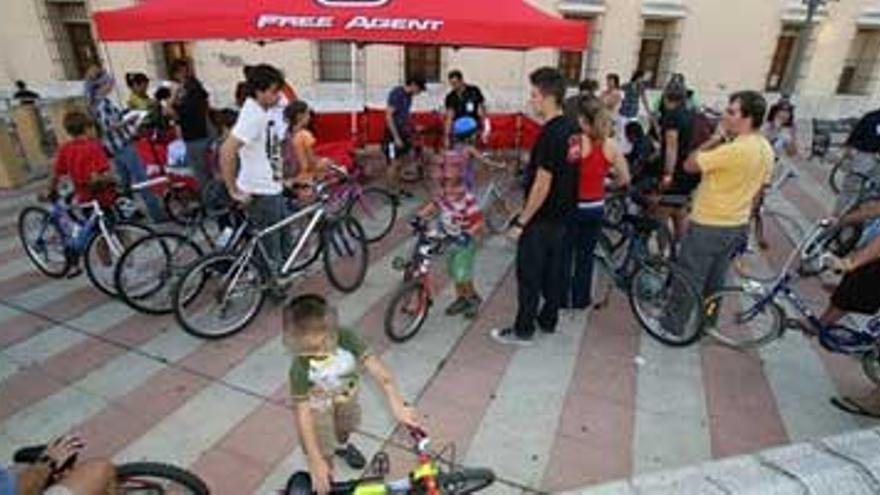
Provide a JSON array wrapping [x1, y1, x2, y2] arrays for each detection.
[[448, 116, 505, 192]]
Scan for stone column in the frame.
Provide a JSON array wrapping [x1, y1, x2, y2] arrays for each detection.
[[0, 121, 28, 188]]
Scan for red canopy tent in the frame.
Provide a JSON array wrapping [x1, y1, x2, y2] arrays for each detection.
[[94, 0, 588, 51]]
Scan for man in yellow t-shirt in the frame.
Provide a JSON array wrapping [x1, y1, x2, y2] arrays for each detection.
[[662, 90, 774, 336]]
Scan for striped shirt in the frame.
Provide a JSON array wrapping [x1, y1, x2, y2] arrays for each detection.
[[91, 96, 135, 156], [437, 190, 483, 237]]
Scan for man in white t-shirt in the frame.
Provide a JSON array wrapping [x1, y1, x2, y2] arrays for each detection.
[[220, 64, 289, 265]]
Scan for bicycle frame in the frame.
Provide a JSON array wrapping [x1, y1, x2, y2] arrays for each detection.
[[50, 199, 122, 256]]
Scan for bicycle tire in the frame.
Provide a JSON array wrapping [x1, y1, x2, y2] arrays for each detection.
[[18, 206, 69, 278], [290, 225, 324, 273], [436, 467, 496, 494], [860, 346, 880, 386], [702, 287, 785, 349], [173, 253, 267, 340], [323, 216, 369, 293], [384, 280, 431, 343], [164, 186, 202, 226], [347, 187, 397, 243], [115, 232, 204, 315], [116, 462, 210, 495], [629, 258, 703, 347], [84, 221, 153, 297]]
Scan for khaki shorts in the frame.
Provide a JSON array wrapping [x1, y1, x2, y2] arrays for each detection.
[[44, 485, 74, 495], [313, 399, 361, 459]]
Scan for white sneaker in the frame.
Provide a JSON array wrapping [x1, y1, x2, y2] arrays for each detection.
[[490, 327, 534, 347]]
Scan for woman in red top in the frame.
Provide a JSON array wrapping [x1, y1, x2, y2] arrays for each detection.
[[561, 97, 630, 309]]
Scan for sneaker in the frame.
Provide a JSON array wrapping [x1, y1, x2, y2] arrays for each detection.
[[490, 327, 533, 347], [335, 443, 367, 470], [463, 295, 482, 319], [445, 297, 470, 316]]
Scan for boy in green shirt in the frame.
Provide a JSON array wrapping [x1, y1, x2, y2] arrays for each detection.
[[284, 295, 419, 494]]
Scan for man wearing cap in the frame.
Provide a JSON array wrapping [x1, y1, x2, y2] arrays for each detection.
[[85, 67, 166, 223], [383, 74, 426, 198]]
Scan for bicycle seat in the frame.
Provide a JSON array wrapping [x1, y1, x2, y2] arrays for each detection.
[[13, 445, 46, 464], [622, 214, 664, 234]]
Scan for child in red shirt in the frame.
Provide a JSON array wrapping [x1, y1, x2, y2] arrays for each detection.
[[48, 111, 116, 208]]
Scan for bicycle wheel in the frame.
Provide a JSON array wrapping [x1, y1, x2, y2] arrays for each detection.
[[860, 346, 880, 386], [323, 216, 369, 293], [629, 258, 703, 347], [483, 191, 517, 235], [437, 467, 496, 494], [116, 462, 209, 495], [702, 287, 785, 349], [18, 206, 69, 277], [347, 187, 397, 243], [84, 222, 153, 297], [829, 160, 847, 195], [289, 223, 324, 273], [384, 280, 431, 343], [165, 186, 202, 226], [173, 253, 267, 340], [115, 232, 203, 315]]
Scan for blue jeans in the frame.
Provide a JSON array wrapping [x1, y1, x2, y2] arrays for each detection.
[[113, 144, 166, 222], [560, 204, 605, 309], [246, 194, 292, 270]]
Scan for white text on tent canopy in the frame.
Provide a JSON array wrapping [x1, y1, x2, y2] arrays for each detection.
[[256, 14, 444, 32]]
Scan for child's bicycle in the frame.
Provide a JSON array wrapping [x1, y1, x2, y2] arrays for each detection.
[[284, 427, 495, 495], [18, 191, 153, 297], [703, 218, 880, 385], [384, 217, 458, 343]]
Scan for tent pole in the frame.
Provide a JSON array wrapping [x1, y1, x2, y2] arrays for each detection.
[[350, 43, 358, 141]]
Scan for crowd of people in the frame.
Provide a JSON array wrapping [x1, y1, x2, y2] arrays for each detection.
[[4, 56, 880, 494]]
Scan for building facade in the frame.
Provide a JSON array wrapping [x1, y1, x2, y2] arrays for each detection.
[[2, 0, 880, 114]]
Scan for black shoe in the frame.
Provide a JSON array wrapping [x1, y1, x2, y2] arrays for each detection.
[[335, 443, 367, 470], [490, 327, 533, 347], [463, 295, 482, 319], [445, 297, 470, 316]]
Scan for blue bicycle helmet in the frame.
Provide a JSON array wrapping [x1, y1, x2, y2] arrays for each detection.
[[453, 116, 478, 138]]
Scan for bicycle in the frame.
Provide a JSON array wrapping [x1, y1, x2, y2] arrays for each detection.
[[477, 159, 523, 235], [113, 205, 248, 315], [284, 426, 495, 495], [592, 212, 701, 347], [18, 193, 153, 297], [399, 113, 445, 185], [828, 151, 880, 195], [172, 182, 369, 340], [12, 443, 209, 494], [325, 163, 399, 244], [703, 219, 880, 383], [384, 217, 449, 343]]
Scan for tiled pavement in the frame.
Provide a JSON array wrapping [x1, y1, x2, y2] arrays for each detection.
[[1, 155, 878, 494]]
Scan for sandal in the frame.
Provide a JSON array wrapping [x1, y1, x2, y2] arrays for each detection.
[[830, 396, 880, 420], [335, 443, 366, 470]]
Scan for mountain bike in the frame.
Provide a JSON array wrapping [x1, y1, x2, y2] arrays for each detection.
[[172, 182, 369, 340], [477, 160, 523, 235], [592, 213, 700, 346], [113, 206, 248, 315], [384, 217, 450, 343], [283, 427, 494, 495], [18, 194, 153, 297], [12, 443, 209, 494], [325, 163, 399, 243], [704, 219, 880, 383]]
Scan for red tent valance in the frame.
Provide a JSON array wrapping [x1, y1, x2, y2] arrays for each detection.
[[93, 0, 588, 51]]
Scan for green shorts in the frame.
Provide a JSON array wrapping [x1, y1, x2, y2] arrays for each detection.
[[447, 238, 476, 284]]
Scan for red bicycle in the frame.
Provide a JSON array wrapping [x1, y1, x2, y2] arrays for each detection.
[[383, 217, 448, 343]]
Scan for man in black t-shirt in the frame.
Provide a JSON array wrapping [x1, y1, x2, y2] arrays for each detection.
[[444, 70, 486, 144], [658, 87, 697, 239], [171, 59, 212, 192], [836, 108, 880, 213], [491, 67, 579, 346]]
